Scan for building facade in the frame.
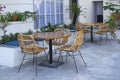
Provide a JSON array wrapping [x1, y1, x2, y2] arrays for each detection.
[[0, 0, 119, 33]]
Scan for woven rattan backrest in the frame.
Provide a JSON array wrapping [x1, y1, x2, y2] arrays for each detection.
[[98, 24, 108, 31], [53, 28, 70, 45], [75, 22, 85, 28], [18, 34, 38, 54], [69, 30, 84, 51], [54, 28, 70, 33]]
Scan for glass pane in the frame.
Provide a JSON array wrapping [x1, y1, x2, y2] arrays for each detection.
[[46, 1, 50, 14], [40, 15, 45, 27], [40, 1, 45, 14], [56, 14, 59, 24], [51, 1, 54, 13], [60, 3, 63, 13], [46, 15, 50, 24], [59, 14, 63, 24], [51, 15, 55, 25], [34, 15, 40, 29], [56, 2, 60, 13]]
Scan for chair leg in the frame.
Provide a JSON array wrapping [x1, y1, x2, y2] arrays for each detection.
[[18, 53, 26, 73], [60, 51, 63, 62], [106, 33, 108, 44], [57, 51, 61, 68], [33, 54, 35, 65], [71, 52, 78, 73], [78, 50, 87, 67], [57, 50, 62, 68], [35, 54, 37, 76], [107, 33, 112, 45], [66, 52, 68, 63], [44, 50, 48, 61], [98, 35, 101, 46]]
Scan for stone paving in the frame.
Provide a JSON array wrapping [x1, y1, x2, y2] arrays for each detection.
[[0, 30, 120, 80]]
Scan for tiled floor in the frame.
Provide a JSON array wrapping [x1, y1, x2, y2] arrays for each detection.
[[0, 30, 120, 80]]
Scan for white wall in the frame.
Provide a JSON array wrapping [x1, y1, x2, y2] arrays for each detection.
[[0, 0, 33, 12], [78, 0, 97, 23], [63, 0, 71, 24], [0, 22, 34, 37]]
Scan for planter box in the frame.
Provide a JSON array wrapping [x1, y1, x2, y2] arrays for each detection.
[[0, 40, 45, 68], [0, 40, 29, 67], [0, 45, 23, 67], [0, 44, 40, 68]]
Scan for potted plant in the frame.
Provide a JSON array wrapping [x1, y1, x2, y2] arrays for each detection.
[[103, 2, 120, 26], [5, 11, 36, 22], [70, 3, 85, 25], [103, 2, 120, 38], [40, 23, 59, 32], [105, 16, 117, 38]]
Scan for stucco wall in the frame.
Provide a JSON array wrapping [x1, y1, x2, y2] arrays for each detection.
[[0, 0, 33, 12], [78, 0, 98, 23], [63, 0, 71, 24]]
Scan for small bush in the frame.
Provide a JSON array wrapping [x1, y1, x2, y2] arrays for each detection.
[[0, 29, 33, 45], [40, 23, 59, 32]]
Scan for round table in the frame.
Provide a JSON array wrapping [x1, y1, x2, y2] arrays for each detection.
[[33, 32, 71, 68], [83, 23, 103, 42]]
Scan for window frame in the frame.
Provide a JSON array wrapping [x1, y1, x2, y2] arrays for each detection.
[[39, 0, 63, 27]]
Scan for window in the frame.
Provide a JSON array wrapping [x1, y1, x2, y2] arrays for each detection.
[[38, 0, 63, 28]]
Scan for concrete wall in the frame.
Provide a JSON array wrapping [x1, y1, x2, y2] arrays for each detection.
[[78, 0, 97, 23], [0, 0, 33, 12], [63, 0, 71, 24]]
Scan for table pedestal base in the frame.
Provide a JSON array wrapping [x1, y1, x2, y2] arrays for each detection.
[[38, 60, 64, 68]]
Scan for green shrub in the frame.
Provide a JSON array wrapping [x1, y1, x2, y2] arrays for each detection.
[[40, 23, 59, 32], [0, 29, 33, 45], [0, 11, 36, 22]]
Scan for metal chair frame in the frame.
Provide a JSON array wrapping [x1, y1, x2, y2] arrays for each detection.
[[57, 30, 86, 73], [17, 34, 48, 76]]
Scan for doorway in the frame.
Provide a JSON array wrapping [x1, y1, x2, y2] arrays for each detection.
[[94, 1, 103, 23]]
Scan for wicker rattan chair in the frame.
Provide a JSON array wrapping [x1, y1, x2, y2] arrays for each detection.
[[94, 24, 111, 45], [75, 22, 90, 41], [45, 28, 70, 53], [57, 30, 86, 73], [17, 34, 48, 76], [75, 22, 90, 33], [52, 28, 70, 46]]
